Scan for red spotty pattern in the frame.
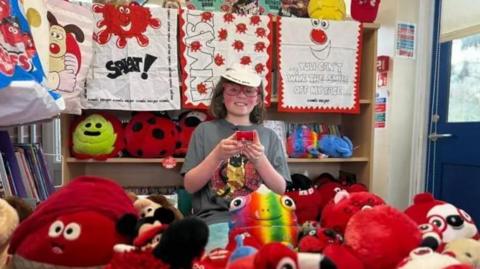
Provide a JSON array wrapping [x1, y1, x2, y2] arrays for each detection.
[[179, 9, 273, 109]]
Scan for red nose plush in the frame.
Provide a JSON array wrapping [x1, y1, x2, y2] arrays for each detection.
[[351, 0, 381, 23], [8, 176, 137, 268]]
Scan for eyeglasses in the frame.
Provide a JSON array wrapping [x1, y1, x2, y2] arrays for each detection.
[[223, 83, 260, 97]]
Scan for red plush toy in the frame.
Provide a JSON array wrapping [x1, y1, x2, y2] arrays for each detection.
[[70, 112, 124, 160], [227, 242, 337, 269], [285, 174, 323, 224], [8, 176, 137, 268], [404, 193, 480, 247], [344, 205, 422, 269], [351, 0, 381, 23], [124, 112, 178, 158], [321, 190, 385, 234], [175, 110, 210, 157]]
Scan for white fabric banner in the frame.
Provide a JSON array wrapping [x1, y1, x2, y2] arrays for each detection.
[[46, 0, 94, 115], [179, 10, 273, 109], [84, 4, 180, 111], [277, 18, 362, 113]]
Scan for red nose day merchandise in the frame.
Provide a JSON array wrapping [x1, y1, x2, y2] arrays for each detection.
[[46, 0, 94, 114], [84, 3, 181, 111], [179, 10, 273, 109], [350, 0, 381, 23], [276, 18, 362, 113], [8, 176, 137, 268]]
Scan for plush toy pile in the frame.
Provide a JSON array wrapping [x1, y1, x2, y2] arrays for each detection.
[[3, 174, 479, 269]]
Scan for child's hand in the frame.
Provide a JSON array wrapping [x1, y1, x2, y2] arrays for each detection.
[[214, 133, 243, 161], [242, 130, 265, 164]]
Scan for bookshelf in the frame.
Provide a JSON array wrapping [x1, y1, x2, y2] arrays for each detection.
[[61, 23, 378, 190]]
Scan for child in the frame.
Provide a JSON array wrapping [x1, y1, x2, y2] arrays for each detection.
[[181, 63, 290, 250]]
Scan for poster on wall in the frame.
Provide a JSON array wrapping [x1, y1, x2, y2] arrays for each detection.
[[276, 18, 362, 113], [375, 89, 387, 128], [179, 9, 273, 109], [84, 4, 181, 111], [395, 22, 416, 59]]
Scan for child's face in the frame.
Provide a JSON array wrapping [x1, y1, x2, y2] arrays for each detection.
[[223, 82, 260, 118]]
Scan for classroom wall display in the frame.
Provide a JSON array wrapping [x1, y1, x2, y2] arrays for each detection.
[[46, 0, 94, 115], [179, 9, 273, 109], [83, 3, 181, 111], [276, 18, 362, 113]]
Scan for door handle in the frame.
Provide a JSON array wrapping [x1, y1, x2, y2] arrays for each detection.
[[428, 132, 453, 142]]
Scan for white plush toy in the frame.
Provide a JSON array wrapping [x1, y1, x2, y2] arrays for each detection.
[[397, 247, 472, 269]]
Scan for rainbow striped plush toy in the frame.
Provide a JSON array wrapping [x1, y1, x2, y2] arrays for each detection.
[[228, 185, 299, 247]]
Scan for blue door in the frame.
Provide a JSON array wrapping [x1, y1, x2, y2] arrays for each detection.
[[427, 1, 480, 223]]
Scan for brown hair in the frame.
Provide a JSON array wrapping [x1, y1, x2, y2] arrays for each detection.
[[208, 77, 266, 124]]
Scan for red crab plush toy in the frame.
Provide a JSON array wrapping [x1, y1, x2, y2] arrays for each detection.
[[404, 193, 480, 249], [124, 112, 178, 158], [321, 189, 385, 234], [175, 110, 210, 157], [8, 176, 137, 268], [344, 205, 423, 269]]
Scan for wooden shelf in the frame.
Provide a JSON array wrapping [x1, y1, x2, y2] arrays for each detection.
[[66, 157, 368, 164]]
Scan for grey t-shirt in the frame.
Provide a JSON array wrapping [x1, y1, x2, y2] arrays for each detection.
[[180, 118, 290, 225]]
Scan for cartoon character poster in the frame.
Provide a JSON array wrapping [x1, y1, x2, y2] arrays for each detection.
[[0, 0, 45, 89], [276, 18, 362, 113], [46, 0, 94, 115], [84, 3, 181, 111], [179, 9, 273, 109]]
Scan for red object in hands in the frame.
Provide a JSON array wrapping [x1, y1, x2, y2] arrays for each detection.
[[235, 131, 255, 142], [351, 0, 381, 23]]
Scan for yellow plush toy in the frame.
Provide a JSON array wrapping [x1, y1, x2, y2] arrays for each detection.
[[308, 0, 346, 20], [0, 199, 19, 269], [443, 239, 480, 267]]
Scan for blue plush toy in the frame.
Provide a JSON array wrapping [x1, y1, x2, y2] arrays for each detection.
[[318, 135, 353, 158]]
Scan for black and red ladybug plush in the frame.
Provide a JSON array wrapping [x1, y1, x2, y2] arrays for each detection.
[[174, 110, 210, 157], [125, 112, 177, 158]]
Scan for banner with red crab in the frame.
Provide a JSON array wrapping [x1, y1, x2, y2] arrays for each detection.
[[179, 9, 273, 109], [84, 3, 181, 111], [276, 18, 363, 113]]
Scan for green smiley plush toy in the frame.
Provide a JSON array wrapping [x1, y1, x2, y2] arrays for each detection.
[[71, 113, 124, 160]]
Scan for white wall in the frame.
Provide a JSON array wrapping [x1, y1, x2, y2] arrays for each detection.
[[371, 0, 431, 210]]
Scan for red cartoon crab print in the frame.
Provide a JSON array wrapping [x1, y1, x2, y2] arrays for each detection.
[[236, 23, 247, 34], [214, 54, 225, 66], [218, 28, 228, 41], [190, 41, 202, 52], [255, 63, 265, 74], [240, 56, 251, 65], [254, 41, 266, 52], [250, 15, 261, 26], [223, 13, 235, 23], [232, 40, 244, 52], [197, 82, 208, 94], [255, 27, 266, 38], [200, 11, 213, 22], [93, 2, 161, 49]]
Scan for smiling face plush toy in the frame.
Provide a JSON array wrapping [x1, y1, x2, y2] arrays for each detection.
[[71, 113, 124, 160], [404, 193, 480, 249], [228, 185, 299, 247], [8, 176, 137, 268]]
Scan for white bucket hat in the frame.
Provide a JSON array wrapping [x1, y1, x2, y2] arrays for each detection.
[[221, 63, 262, 87]]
